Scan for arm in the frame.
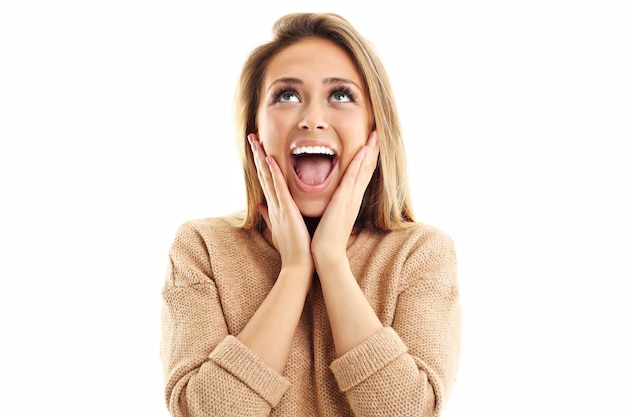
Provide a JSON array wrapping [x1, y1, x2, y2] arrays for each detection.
[[236, 264, 311, 373], [311, 130, 460, 415], [313, 253, 383, 357], [160, 222, 293, 417], [311, 130, 383, 356], [327, 229, 462, 417], [238, 134, 315, 372]]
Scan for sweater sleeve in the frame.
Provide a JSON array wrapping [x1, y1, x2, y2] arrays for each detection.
[[160, 222, 291, 417], [329, 227, 461, 417]]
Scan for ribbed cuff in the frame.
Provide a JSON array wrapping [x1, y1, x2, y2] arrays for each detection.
[[209, 335, 291, 407], [329, 327, 408, 392]]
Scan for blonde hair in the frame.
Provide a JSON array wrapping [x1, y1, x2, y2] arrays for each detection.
[[233, 12, 416, 231]]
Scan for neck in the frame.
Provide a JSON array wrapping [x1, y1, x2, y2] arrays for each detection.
[[303, 216, 321, 237]]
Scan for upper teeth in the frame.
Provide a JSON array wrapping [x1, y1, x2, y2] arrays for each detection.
[[292, 146, 335, 156]]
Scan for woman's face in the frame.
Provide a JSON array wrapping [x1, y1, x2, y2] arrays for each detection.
[[256, 38, 374, 217]]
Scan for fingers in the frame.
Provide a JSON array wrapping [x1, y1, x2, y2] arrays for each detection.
[[248, 133, 278, 210], [359, 130, 380, 187], [248, 134, 312, 268], [312, 130, 379, 253], [266, 154, 296, 211]]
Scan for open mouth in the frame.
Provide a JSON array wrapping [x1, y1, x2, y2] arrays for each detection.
[[291, 145, 337, 186]]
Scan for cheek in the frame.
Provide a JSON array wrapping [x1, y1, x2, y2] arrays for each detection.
[[256, 111, 293, 172], [333, 113, 371, 157], [334, 109, 371, 136], [257, 111, 290, 146]]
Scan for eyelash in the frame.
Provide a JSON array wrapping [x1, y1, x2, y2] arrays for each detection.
[[271, 85, 357, 103], [271, 87, 298, 103], [330, 86, 356, 102]]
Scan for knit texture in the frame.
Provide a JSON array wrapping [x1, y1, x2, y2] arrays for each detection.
[[160, 214, 461, 416]]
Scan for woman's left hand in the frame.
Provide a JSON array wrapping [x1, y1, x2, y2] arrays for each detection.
[[311, 130, 379, 265]]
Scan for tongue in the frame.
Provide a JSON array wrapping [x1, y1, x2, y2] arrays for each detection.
[[294, 156, 332, 185]]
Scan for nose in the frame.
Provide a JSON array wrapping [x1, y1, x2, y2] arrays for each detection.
[[298, 102, 328, 130]]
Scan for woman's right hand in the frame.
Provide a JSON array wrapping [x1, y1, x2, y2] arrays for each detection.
[[248, 133, 314, 277], [235, 135, 315, 374]]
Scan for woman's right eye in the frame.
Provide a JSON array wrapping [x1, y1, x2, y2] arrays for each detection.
[[273, 88, 299, 103]]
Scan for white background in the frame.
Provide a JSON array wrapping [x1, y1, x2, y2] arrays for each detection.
[[1, 1, 625, 416]]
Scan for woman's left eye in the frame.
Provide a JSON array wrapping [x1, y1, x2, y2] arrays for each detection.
[[330, 88, 355, 103]]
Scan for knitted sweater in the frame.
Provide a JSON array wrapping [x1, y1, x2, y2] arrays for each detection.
[[160, 215, 461, 417]]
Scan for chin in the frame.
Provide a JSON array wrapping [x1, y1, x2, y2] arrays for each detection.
[[296, 200, 328, 218]]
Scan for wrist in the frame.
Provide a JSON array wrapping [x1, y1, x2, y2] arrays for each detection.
[[278, 263, 314, 284], [313, 250, 349, 276]]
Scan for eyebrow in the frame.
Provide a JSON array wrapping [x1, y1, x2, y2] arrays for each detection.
[[266, 77, 363, 93]]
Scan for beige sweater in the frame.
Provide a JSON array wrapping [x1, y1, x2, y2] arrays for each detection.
[[160, 215, 461, 416]]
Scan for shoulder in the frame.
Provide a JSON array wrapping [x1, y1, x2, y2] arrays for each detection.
[[165, 212, 253, 287], [364, 222, 454, 256], [402, 222, 456, 287], [173, 211, 249, 244], [404, 222, 456, 260], [168, 212, 251, 267], [397, 222, 453, 246], [371, 222, 457, 287]]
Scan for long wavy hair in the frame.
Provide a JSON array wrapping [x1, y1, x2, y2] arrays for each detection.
[[233, 12, 416, 231]]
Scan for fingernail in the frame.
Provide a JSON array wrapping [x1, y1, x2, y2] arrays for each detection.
[[248, 135, 258, 151]]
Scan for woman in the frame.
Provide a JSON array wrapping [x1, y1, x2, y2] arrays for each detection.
[[160, 12, 461, 417]]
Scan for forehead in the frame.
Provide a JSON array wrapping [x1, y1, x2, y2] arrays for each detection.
[[264, 38, 362, 85]]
